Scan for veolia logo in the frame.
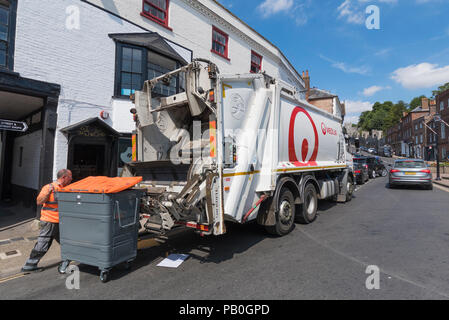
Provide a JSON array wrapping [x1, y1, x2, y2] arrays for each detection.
[[288, 107, 319, 166], [321, 122, 338, 136], [321, 122, 327, 135]]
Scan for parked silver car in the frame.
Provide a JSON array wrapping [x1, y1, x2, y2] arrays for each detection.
[[388, 159, 433, 190]]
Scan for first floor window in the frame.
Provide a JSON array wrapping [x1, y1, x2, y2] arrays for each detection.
[[147, 51, 180, 97], [442, 123, 446, 140], [211, 26, 229, 59], [0, 0, 12, 68], [142, 0, 169, 28], [120, 46, 143, 96], [250, 50, 262, 73], [115, 43, 183, 98]]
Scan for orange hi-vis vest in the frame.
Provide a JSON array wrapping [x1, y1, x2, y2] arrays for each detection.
[[40, 182, 62, 223]]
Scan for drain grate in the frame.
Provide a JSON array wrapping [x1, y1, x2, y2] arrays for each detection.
[[0, 250, 22, 260]]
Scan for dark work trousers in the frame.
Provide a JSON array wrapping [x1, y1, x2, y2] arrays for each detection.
[[24, 221, 60, 267]]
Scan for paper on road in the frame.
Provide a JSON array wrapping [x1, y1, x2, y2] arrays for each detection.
[[157, 254, 189, 268]]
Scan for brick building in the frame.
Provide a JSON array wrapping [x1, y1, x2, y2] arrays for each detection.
[[302, 71, 346, 122], [435, 89, 449, 161], [386, 97, 436, 158]]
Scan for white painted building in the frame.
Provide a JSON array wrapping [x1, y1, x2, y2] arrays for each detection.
[[0, 0, 306, 211]]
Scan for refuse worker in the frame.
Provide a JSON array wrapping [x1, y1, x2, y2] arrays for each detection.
[[21, 169, 73, 273]]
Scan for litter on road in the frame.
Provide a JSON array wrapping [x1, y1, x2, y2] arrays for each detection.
[[157, 254, 189, 268]]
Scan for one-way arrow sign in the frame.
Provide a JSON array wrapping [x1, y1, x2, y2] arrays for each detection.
[[0, 119, 29, 132]]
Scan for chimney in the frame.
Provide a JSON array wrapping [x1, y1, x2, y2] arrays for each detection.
[[429, 100, 436, 116], [303, 70, 310, 101], [421, 97, 429, 110]]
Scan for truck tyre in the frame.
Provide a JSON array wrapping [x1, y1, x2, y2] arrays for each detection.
[[295, 183, 318, 224], [265, 187, 295, 236], [345, 175, 354, 202]]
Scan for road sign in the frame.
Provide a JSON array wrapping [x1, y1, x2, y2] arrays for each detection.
[[0, 119, 28, 132]]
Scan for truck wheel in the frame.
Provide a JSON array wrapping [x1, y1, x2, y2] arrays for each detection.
[[345, 175, 354, 202], [295, 183, 318, 224], [265, 187, 295, 236]]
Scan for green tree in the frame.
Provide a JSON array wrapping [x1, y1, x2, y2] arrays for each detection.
[[409, 95, 427, 111], [432, 82, 449, 98]]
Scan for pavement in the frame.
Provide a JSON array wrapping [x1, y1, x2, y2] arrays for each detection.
[[433, 174, 449, 189], [0, 203, 62, 278]]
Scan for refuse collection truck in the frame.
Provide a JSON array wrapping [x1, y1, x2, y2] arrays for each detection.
[[123, 59, 354, 237]]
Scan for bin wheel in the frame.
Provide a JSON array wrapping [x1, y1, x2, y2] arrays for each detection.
[[124, 261, 132, 271], [100, 271, 110, 283], [58, 260, 70, 274]]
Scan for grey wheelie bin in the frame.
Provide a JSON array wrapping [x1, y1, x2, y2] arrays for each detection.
[[57, 189, 144, 282]]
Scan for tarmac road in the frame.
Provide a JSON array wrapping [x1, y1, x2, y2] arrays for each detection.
[[1, 174, 449, 300]]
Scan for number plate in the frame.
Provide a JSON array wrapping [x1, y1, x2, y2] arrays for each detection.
[[405, 172, 416, 175]]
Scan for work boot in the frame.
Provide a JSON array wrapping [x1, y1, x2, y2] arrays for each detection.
[[21, 265, 43, 273]]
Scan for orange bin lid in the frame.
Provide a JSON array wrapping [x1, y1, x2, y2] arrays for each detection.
[[59, 176, 143, 194]]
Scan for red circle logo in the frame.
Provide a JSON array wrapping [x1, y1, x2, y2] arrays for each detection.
[[288, 107, 319, 167], [321, 122, 327, 135]]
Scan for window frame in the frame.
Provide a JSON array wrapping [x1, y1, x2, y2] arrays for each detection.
[[114, 41, 182, 99], [0, 0, 17, 71], [250, 50, 262, 73], [211, 26, 229, 61], [141, 0, 172, 31]]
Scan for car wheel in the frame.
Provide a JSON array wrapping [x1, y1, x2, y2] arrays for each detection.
[[381, 169, 388, 177]]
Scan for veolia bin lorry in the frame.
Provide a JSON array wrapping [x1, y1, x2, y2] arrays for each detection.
[[123, 59, 354, 237]]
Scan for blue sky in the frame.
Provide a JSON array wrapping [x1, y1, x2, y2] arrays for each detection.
[[218, 0, 449, 124]]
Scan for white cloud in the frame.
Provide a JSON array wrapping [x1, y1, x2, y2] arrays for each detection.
[[258, 0, 294, 18], [344, 114, 362, 125], [374, 48, 392, 57], [337, 0, 397, 25], [391, 63, 449, 89], [257, 0, 311, 26], [345, 100, 373, 114], [362, 85, 391, 96], [319, 54, 370, 75], [343, 100, 374, 124]]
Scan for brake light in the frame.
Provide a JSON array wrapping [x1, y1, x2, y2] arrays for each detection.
[[390, 169, 399, 173], [420, 169, 431, 174], [354, 170, 361, 174], [364, 165, 368, 169]]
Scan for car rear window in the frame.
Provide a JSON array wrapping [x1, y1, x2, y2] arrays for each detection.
[[353, 158, 366, 163], [394, 161, 426, 168]]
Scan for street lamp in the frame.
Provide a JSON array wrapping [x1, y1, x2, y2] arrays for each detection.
[[434, 114, 442, 181]]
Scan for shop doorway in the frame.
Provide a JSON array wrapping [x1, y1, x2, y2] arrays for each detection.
[[62, 118, 120, 183], [70, 143, 106, 182]]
